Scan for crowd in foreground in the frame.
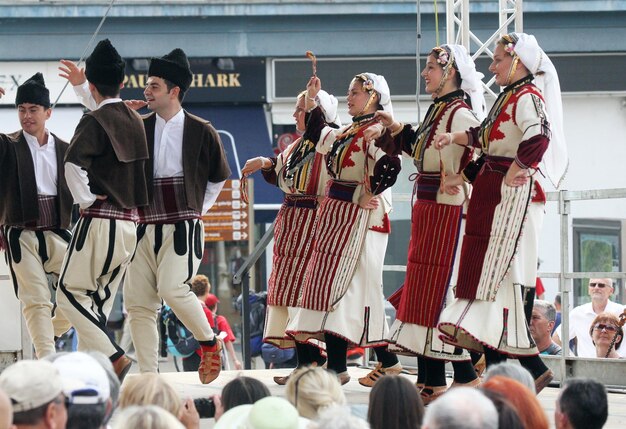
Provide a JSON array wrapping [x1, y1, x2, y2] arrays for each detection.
[[0, 350, 611, 429]]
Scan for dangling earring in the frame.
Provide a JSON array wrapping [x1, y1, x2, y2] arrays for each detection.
[[505, 56, 520, 86]]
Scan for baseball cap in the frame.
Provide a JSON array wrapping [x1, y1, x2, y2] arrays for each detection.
[[215, 397, 309, 429], [0, 360, 64, 413], [205, 293, 220, 308], [52, 352, 110, 405]]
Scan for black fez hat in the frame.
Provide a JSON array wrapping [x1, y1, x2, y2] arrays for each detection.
[[85, 39, 125, 86], [148, 48, 193, 92], [15, 73, 50, 108]]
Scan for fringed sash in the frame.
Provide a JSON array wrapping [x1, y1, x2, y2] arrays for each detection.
[[299, 180, 370, 312], [455, 157, 533, 301], [139, 177, 200, 224], [267, 194, 319, 307], [397, 201, 463, 326]]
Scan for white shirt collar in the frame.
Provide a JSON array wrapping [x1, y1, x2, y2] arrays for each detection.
[[23, 129, 54, 150], [96, 97, 123, 109], [156, 108, 185, 126]]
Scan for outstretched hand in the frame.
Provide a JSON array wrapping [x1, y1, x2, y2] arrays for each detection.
[[433, 133, 453, 150], [241, 156, 269, 176], [124, 99, 148, 110], [374, 111, 394, 128], [363, 123, 385, 142], [59, 59, 87, 86]]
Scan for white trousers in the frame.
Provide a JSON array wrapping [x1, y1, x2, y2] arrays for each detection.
[[3, 227, 72, 357], [125, 220, 214, 373], [57, 217, 137, 359]]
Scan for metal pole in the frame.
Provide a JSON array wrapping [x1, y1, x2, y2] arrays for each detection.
[[559, 189, 571, 385], [416, 0, 422, 120]]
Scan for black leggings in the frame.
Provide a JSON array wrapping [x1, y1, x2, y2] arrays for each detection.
[[295, 342, 325, 367], [484, 347, 548, 379], [325, 333, 348, 374]]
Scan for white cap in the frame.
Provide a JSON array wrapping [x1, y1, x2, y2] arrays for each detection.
[[0, 360, 64, 413], [52, 352, 111, 405], [358, 72, 393, 115], [215, 397, 310, 429]]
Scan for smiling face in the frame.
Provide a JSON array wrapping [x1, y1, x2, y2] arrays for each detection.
[[144, 76, 178, 112], [489, 43, 515, 86], [17, 103, 51, 137], [421, 54, 445, 96], [347, 78, 376, 117]]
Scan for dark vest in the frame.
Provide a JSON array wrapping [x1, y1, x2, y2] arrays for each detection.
[[0, 131, 73, 229], [143, 111, 231, 212]]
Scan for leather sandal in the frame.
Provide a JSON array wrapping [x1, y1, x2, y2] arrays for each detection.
[[357, 362, 403, 387]]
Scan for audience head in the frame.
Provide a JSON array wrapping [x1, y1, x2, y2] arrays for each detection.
[[50, 352, 111, 429], [481, 388, 525, 429], [190, 274, 211, 298], [0, 359, 68, 429], [422, 387, 498, 429], [217, 376, 270, 419], [215, 396, 308, 429], [554, 293, 561, 310], [481, 375, 549, 429], [555, 378, 608, 429], [0, 389, 13, 429], [118, 373, 181, 419], [483, 362, 535, 393], [310, 405, 370, 429], [588, 278, 614, 303], [285, 367, 346, 419], [368, 375, 423, 429], [530, 300, 557, 349], [85, 351, 121, 423], [112, 405, 184, 429], [589, 312, 623, 353]]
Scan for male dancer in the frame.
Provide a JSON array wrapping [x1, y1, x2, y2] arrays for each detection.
[[0, 75, 72, 358], [56, 39, 149, 381], [60, 48, 230, 383]]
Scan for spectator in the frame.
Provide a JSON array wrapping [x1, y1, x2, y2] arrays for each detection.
[[186, 281, 242, 371], [481, 376, 549, 429], [51, 352, 111, 429], [0, 389, 13, 429], [310, 405, 370, 429], [481, 389, 525, 429], [213, 376, 270, 421], [215, 397, 309, 429], [553, 278, 625, 357], [530, 300, 562, 355], [113, 405, 184, 429], [205, 294, 242, 370], [0, 360, 68, 429], [285, 367, 346, 420], [483, 362, 535, 393], [553, 294, 562, 335], [422, 387, 498, 429], [86, 351, 121, 426], [118, 373, 199, 429], [555, 378, 608, 429], [368, 375, 423, 429], [589, 312, 623, 358]]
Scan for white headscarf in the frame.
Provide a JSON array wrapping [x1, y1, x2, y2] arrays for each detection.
[[316, 89, 342, 127], [509, 33, 568, 188], [359, 72, 394, 116], [444, 44, 487, 121]]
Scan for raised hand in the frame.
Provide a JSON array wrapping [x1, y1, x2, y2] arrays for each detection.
[[58, 59, 87, 86], [306, 76, 321, 99]]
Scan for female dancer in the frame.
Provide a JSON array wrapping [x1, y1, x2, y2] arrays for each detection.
[[241, 89, 341, 384], [435, 33, 568, 393], [286, 73, 402, 384], [376, 44, 486, 403]]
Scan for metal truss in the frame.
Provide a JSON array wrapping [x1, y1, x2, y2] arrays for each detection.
[[445, 0, 524, 97]]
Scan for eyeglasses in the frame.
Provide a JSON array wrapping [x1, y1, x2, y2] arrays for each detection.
[[589, 282, 609, 288], [593, 324, 618, 332]]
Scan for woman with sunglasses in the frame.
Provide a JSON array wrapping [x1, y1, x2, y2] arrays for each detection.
[[241, 90, 341, 383], [286, 73, 402, 384], [435, 33, 568, 392], [590, 312, 624, 359], [374, 44, 485, 402]]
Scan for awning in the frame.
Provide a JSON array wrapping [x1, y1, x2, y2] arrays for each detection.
[[186, 105, 282, 223]]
